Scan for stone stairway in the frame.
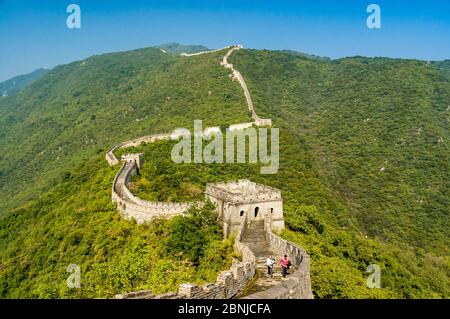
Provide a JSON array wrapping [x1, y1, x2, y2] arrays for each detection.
[[236, 220, 295, 297]]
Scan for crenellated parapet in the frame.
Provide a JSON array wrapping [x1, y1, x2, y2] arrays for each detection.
[[107, 124, 278, 224], [111, 159, 197, 224], [179, 45, 235, 57], [205, 179, 284, 238], [106, 133, 173, 167], [242, 216, 314, 299], [205, 179, 282, 204]]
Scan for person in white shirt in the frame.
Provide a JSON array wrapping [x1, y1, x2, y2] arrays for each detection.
[[266, 255, 275, 278]]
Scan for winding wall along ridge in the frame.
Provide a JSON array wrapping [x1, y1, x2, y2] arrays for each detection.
[[105, 45, 273, 221], [108, 45, 312, 299], [180, 45, 234, 56], [220, 46, 272, 126]]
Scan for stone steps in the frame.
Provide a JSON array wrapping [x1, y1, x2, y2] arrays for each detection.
[[238, 220, 295, 297]]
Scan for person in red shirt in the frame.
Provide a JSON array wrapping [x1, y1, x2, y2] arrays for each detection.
[[280, 255, 290, 278]]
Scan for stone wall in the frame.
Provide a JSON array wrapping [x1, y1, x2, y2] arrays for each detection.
[[228, 122, 253, 131], [106, 133, 173, 167], [119, 133, 172, 149], [108, 122, 277, 224], [180, 45, 235, 57], [114, 290, 182, 299], [107, 45, 313, 300], [106, 145, 119, 166], [181, 214, 256, 299], [114, 213, 256, 299], [254, 118, 273, 127], [121, 153, 144, 169], [205, 180, 282, 204], [265, 232, 313, 299], [221, 46, 271, 126], [112, 161, 195, 223], [242, 218, 314, 299], [205, 180, 285, 238], [226, 201, 284, 236]]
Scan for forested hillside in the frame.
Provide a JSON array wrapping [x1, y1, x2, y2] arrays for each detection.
[[0, 152, 235, 297], [0, 47, 251, 213], [0, 68, 48, 97], [0, 45, 448, 298], [432, 60, 450, 81], [229, 50, 449, 255]]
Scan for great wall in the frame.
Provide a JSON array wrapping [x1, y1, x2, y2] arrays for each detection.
[[107, 45, 313, 299]]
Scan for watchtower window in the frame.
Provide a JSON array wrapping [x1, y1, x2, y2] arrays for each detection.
[[271, 208, 274, 214], [240, 210, 244, 217], [254, 207, 259, 218]]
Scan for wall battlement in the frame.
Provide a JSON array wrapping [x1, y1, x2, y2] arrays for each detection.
[[112, 160, 197, 223], [242, 217, 314, 299], [205, 179, 282, 204]]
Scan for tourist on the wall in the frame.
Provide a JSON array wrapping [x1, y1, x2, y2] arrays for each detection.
[[266, 255, 275, 278], [280, 255, 291, 278]]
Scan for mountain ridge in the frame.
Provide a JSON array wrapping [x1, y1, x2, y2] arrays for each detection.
[[155, 42, 210, 55], [0, 44, 448, 298], [0, 68, 48, 97]]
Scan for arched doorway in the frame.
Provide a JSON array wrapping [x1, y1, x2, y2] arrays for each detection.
[[240, 210, 244, 217], [254, 207, 259, 218]]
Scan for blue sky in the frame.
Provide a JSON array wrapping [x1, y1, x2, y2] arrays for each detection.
[[1, 0, 450, 81]]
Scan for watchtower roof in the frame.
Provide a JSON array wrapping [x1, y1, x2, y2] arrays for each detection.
[[205, 179, 281, 204]]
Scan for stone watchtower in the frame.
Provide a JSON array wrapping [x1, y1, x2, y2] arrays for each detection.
[[205, 179, 284, 238], [121, 153, 144, 169]]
